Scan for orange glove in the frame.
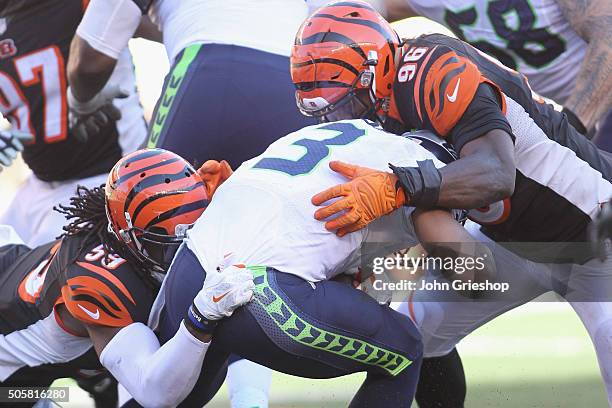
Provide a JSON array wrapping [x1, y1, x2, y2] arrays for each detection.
[[197, 160, 233, 198], [311, 161, 406, 237]]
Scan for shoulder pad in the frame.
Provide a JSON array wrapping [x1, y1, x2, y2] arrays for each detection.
[[61, 244, 152, 327], [393, 44, 487, 137]]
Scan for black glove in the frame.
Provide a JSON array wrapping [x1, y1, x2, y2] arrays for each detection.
[[68, 84, 127, 143]]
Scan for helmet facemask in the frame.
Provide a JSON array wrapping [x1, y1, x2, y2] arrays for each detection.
[[295, 50, 390, 125], [108, 210, 194, 282], [291, 1, 402, 125]]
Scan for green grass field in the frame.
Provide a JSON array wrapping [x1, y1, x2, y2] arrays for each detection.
[[57, 302, 608, 408]]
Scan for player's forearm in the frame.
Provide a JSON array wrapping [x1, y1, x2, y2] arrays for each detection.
[[556, 0, 612, 129], [67, 36, 117, 102], [436, 131, 516, 209], [68, 0, 141, 101], [100, 322, 209, 408], [564, 36, 612, 129], [412, 209, 497, 285], [437, 157, 513, 209]]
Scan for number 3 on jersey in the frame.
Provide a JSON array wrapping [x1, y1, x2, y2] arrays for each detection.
[[0, 45, 67, 143], [253, 122, 366, 176]]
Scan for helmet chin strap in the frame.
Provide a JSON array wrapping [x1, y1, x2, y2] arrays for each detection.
[[366, 50, 378, 96], [361, 50, 390, 126]]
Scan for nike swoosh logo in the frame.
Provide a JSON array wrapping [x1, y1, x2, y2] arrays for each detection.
[[212, 292, 230, 303], [447, 78, 461, 102], [78, 304, 100, 320]]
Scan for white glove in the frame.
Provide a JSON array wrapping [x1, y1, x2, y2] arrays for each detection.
[[186, 265, 255, 333], [0, 129, 32, 172], [67, 84, 128, 143]]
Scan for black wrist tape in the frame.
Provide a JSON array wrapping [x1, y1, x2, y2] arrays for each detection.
[[389, 159, 442, 208], [185, 302, 217, 334]]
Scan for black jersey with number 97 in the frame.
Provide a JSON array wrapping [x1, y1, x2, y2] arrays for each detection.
[[0, 0, 123, 181]]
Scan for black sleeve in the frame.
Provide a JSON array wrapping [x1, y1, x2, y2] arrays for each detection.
[[449, 83, 514, 153]]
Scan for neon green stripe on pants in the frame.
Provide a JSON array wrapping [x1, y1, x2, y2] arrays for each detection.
[[147, 44, 201, 148], [247, 265, 413, 376]]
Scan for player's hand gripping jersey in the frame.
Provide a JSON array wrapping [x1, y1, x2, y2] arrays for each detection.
[[0, 0, 143, 181], [186, 120, 445, 282], [0, 235, 155, 382], [386, 34, 612, 250]]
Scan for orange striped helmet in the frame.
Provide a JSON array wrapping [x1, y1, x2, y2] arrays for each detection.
[[291, 1, 400, 123], [105, 148, 208, 275]]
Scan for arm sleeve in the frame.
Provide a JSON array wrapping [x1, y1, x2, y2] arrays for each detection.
[[100, 322, 210, 408], [76, 0, 142, 59], [449, 83, 514, 153]]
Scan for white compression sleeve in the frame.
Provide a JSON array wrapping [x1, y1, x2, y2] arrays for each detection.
[[100, 322, 209, 408], [76, 0, 142, 59]]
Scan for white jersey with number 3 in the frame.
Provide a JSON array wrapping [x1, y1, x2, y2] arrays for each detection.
[[186, 120, 443, 282]]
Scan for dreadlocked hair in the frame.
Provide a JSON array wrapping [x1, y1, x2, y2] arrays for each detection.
[[55, 185, 110, 248], [54, 184, 160, 290]]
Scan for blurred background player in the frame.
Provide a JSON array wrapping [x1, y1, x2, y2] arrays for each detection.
[[0, 0, 147, 248], [66, 0, 327, 170], [0, 1, 150, 406], [382, 0, 612, 147]]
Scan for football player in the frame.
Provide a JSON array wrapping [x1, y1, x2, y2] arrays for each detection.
[[384, 0, 612, 144], [66, 0, 323, 170], [140, 119, 499, 408], [290, 2, 612, 406], [0, 149, 253, 408], [0, 0, 148, 248]]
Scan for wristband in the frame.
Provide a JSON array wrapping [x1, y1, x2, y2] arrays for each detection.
[[389, 159, 442, 208], [185, 302, 218, 334]]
